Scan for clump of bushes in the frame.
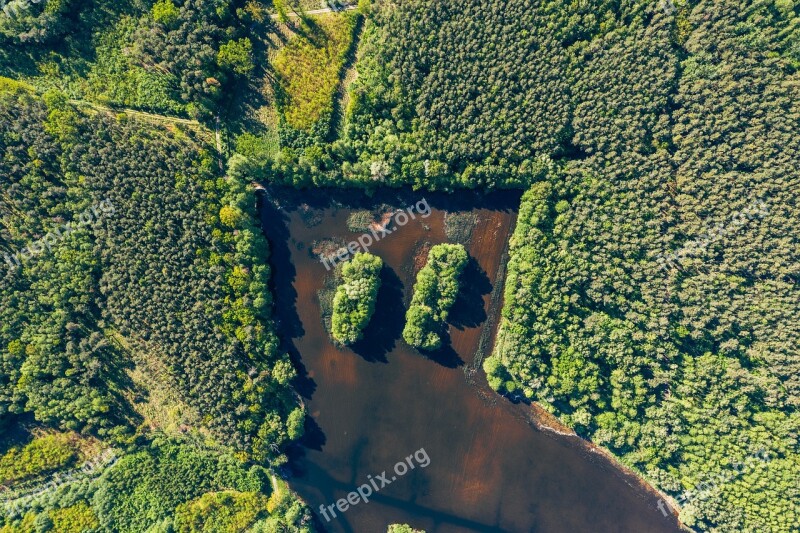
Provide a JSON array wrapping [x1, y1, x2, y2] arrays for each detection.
[[403, 244, 468, 350], [173, 490, 269, 532], [331, 253, 383, 344], [0, 432, 82, 486], [346, 210, 375, 232], [388, 525, 426, 533]]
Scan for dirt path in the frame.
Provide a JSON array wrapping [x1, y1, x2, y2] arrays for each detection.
[[68, 99, 200, 126]]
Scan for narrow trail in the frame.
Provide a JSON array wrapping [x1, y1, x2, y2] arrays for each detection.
[[69, 99, 226, 169], [68, 99, 200, 126]]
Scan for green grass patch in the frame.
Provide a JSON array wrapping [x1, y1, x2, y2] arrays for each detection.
[[273, 12, 359, 140]]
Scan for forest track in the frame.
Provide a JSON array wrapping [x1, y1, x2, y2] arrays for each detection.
[[68, 99, 200, 127]]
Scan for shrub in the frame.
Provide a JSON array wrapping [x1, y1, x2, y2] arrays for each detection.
[[0, 432, 80, 486], [173, 491, 269, 533]]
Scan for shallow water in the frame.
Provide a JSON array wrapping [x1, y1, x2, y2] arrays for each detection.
[[259, 188, 682, 533]]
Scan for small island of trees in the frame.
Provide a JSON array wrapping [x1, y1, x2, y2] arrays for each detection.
[[331, 252, 383, 345], [402, 244, 468, 350]]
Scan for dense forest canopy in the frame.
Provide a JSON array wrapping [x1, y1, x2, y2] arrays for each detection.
[[0, 81, 309, 529], [0, 0, 798, 531], [402, 243, 468, 351]]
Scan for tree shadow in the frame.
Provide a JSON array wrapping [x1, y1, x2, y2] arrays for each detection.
[[449, 256, 491, 330], [261, 185, 522, 215], [258, 191, 304, 340], [300, 414, 327, 452], [419, 334, 464, 369], [349, 266, 404, 363], [257, 191, 316, 401]]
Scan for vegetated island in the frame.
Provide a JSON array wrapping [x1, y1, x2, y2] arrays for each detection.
[[402, 243, 468, 351], [331, 252, 383, 345]]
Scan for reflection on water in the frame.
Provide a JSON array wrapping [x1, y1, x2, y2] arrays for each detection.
[[259, 188, 682, 533]]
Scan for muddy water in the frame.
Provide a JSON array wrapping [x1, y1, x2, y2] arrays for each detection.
[[259, 189, 682, 533]]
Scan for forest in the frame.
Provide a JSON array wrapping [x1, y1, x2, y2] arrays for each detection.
[[0, 81, 309, 529], [0, 0, 798, 531]]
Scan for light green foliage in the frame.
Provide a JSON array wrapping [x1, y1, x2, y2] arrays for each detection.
[[0, 432, 79, 485], [331, 252, 382, 344], [91, 442, 271, 532], [151, 0, 179, 26], [403, 244, 468, 350], [173, 491, 269, 532], [387, 525, 425, 533], [273, 12, 359, 144], [49, 503, 99, 532], [285, 407, 306, 440], [218, 38, 255, 76]]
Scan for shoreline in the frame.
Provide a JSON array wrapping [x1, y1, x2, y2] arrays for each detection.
[[459, 207, 688, 531], [523, 396, 689, 531]]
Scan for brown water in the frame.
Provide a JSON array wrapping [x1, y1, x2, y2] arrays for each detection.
[[259, 188, 682, 533]]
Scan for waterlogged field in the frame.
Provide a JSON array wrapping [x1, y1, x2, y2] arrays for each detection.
[[259, 188, 683, 533]]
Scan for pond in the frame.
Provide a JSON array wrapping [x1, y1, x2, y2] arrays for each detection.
[[259, 187, 682, 533]]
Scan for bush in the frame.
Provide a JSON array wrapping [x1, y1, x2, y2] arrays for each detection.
[[0, 433, 80, 486], [173, 491, 269, 533], [92, 442, 270, 532]]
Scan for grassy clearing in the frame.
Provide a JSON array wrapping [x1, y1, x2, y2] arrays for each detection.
[[273, 12, 359, 139]]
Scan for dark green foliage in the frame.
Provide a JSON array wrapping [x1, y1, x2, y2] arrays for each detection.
[[490, 1, 800, 530], [403, 244, 467, 350], [0, 87, 301, 465], [0, 0, 265, 119], [80, 107, 297, 462], [0, 86, 130, 437], [331, 252, 382, 345]]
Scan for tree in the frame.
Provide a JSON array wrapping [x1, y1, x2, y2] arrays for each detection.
[[217, 38, 255, 76]]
